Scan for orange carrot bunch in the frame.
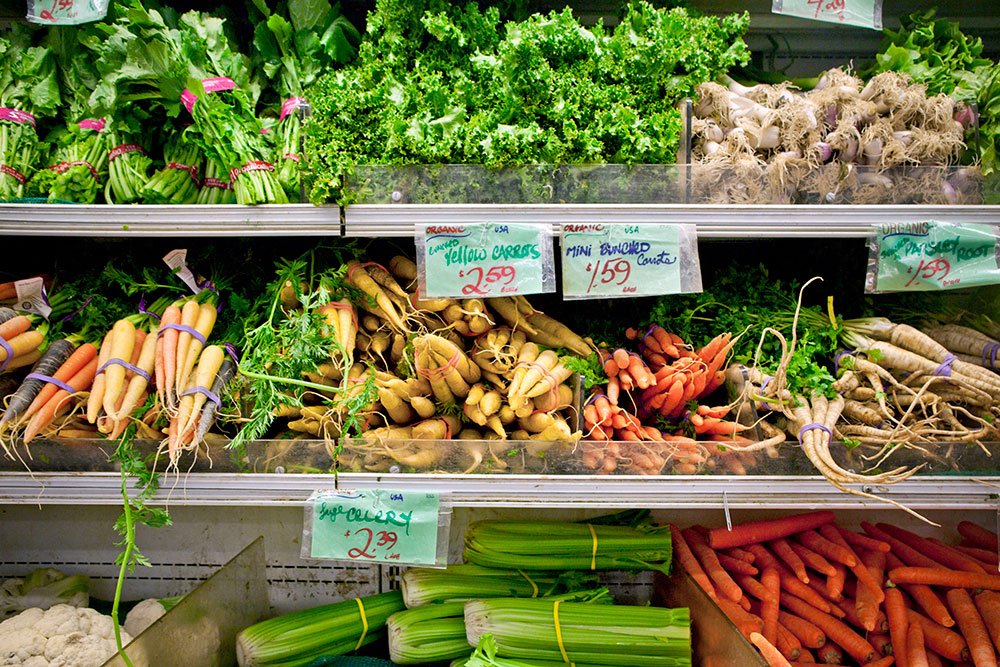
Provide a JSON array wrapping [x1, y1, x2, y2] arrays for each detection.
[[662, 512, 1000, 667], [582, 327, 748, 475]]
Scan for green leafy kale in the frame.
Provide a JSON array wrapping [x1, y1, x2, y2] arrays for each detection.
[[305, 0, 749, 203]]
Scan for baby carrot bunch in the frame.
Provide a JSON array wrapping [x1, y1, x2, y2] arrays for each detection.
[[0, 308, 47, 376], [580, 326, 749, 475]]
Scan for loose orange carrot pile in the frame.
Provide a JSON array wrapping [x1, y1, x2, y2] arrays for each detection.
[[668, 512, 1000, 667]]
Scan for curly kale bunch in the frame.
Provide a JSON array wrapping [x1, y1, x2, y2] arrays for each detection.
[[306, 0, 749, 203]]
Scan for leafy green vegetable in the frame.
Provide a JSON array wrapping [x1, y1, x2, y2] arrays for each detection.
[[251, 0, 359, 198], [562, 352, 605, 389], [0, 26, 60, 200], [869, 10, 1000, 177], [305, 0, 749, 203], [232, 249, 365, 449]]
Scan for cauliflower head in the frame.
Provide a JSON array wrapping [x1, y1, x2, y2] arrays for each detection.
[[0, 604, 131, 666]]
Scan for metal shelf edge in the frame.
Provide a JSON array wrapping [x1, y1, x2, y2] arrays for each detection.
[[1, 473, 997, 509], [344, 204, 1000, 239], [0, 204, 341, 236]]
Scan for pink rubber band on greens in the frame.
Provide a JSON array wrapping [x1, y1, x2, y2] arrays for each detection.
[[24, 373, 76, 395]]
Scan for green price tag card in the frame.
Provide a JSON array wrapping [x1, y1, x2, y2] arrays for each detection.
[[417, 223, 555, 298], [27, 0, 109, 24], [306, 489, 442, 565], [868, 220, 1000, 292], [772, 0, 882, 30], [561, 223, 699, 299]]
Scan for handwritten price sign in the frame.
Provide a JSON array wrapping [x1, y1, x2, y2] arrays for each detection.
[[27, 0, 108, 24], [562, 224, 698, 299], [306, 489, 442, 565], [772, 0, 882, 30], [417, 222, 555, 299], [868, 221, 1000, 293]]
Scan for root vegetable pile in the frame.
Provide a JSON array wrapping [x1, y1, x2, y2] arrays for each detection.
[[690, 69, 980, 205], [667, 512, 1000, 667]]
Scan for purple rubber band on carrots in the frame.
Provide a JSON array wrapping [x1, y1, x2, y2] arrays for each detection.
[[138, 294, 160, 321], [96, 358, 151, 381], [62, 297, 92, 323], [834, 350, 857, 374], [156, 324, 205, 346], [24, 373, 76, 395], [223, 343, 241, 365], [798, 423, 833, 444], [933, 353, 957, 377], [97, 358, 150, 381], [181, 386, 221, 407], [0, 335, 13, 372], [982, 342, 999, 369]]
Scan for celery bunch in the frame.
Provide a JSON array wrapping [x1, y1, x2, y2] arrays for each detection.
[[464, 520, 673, 574], [465, 601, 691, 667], [235, 591, 405, 667]]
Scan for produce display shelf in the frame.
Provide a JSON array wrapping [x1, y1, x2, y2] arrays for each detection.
[[344, 204, 1000, 239], [0, 203, 342, 236], [1, 472, 997, 509]]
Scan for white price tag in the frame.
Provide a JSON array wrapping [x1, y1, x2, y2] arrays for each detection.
[[163, 249, 203, 294], [14, 277, 52, 319]]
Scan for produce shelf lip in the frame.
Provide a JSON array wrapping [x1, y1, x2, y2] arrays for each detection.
[[1, 472, 997, 509], [0, 203, 341, 236], [344, 204, 1000, 239]]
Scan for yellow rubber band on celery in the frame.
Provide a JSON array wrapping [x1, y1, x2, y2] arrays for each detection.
[[552, 600, 574, 667], [588, 523, 598, 570], [354, 597, 369, 651], [518, 569, 539, 597], [827, 296, 837, 328]]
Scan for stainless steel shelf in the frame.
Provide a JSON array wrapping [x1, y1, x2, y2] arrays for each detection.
[[344, 204, 1000, 239], [0, 204, 341, 236], [3, 204, 997, 239], [2, 472, 997, 509]]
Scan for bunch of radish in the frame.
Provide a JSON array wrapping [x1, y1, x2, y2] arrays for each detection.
[[690, 68, 978, 205], [661, 511, 1000, 667]]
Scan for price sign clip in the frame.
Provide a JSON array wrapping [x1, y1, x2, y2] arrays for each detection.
[[163, 249, 204, 295], [14, 277, 52, 319]]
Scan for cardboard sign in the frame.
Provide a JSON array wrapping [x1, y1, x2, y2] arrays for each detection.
[[14, 277, 52, 319]]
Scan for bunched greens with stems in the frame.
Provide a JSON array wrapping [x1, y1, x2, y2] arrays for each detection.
[[251, 0, 360, 198], [141, 130, 202, 204], [231, 251, 374, 452], [185, 83, 287, 205], [0, 27, 60, 200]]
